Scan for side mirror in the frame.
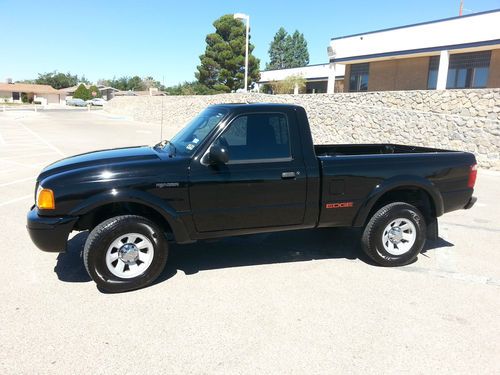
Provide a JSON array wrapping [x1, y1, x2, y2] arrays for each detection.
[[209, 144, 229, 165]]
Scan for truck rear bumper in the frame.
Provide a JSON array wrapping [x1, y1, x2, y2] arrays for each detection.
[[464, 196, 477, 210], [26, 207, 78, 252]]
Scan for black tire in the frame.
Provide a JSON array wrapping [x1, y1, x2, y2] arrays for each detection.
[[83, 215, 168, 292], [361, 202, 426, 266]]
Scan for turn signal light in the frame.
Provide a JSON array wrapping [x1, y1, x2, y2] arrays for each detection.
[[468, 164, 478, 189], [37, 188, 55, 210]]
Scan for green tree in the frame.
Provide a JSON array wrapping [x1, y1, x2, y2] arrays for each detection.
[[104, 77, 128, 91], [143, 76, 166, 91], [127, 76, 146, 91], [266, 28, 309, 70], [266, 27, 289, 70], [165, 81, 220, 95], [73, 84, 91, 100], [35, 71, 88, 89], [102, 76, 148, 91], [288, 31, 309, 68], [196, 14, 260, 92], [88, 85, 101, 98]]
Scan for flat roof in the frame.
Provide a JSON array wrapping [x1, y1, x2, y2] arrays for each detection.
[[329, 9, 500, 63], [331, 8, 500, 41]]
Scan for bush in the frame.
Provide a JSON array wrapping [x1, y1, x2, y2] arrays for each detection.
[[269, 75, 306, 94], [73, 84, 91, 100], [88, 85, 101, 98]]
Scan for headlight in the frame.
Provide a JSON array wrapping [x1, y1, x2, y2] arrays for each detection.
[[36, 186, 55, 210]]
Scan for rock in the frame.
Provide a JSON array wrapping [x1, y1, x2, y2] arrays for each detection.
[[104, 89, 500, 169]]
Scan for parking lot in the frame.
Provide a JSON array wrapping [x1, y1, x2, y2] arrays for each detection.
[[0, 108, 499, 374]]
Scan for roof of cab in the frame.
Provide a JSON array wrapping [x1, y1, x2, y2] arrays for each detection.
[[208, 102, 303, 110]]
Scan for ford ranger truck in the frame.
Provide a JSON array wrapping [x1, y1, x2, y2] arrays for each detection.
[[27, 104, 477, 292]]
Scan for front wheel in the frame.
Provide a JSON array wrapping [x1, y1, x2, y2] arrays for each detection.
[[83, 215, 168, 292], [361, 202, 426, 266]]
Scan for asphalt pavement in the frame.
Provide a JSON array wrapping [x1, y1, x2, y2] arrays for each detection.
[[0, 108, 499, 374]]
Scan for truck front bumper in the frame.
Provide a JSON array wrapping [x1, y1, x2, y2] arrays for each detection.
[[26, 206, 78, 252]]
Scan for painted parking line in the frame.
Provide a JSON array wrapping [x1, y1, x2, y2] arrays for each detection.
[[0, 194, 32, 208], [19, 123, 65, 157], [0, 158, 46, 169], [0, 168, 20, 174], [0, 176, 35, 187], [0, 151, 59, 160]]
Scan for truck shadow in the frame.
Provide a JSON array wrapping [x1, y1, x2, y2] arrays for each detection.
[[54, 228, 454, 286]]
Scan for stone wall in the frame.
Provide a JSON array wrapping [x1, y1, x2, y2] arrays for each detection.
[[105, 89, 500, 169]]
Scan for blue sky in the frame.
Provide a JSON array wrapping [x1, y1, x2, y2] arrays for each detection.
[[1, 0, 499, 86]]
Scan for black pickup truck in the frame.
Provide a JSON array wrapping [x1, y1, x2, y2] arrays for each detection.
[[27, 104, 477, 292]]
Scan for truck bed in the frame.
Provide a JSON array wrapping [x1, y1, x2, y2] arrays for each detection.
[[314, 143, 456, 157], [314, 143, 475, 229]]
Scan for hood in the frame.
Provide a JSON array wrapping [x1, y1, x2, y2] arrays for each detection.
[[38, 146, 160, 181]]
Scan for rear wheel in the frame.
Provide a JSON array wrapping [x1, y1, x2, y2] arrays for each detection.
[[83, 215, 168, 292], [361, 202, 426, 266]]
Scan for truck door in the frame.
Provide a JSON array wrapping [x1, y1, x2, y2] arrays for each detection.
[[189, 111, 307, 232]]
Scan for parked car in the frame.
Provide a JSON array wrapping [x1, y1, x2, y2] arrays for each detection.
[[66, 98, 86, 107], [86, 98, 106, 106], [27, 104, 477, 292]]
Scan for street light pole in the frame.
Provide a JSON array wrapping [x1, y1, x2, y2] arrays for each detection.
[[234, 13, 250, 92]]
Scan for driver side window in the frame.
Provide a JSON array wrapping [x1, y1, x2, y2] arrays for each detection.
[[216, 113, 290, 161]]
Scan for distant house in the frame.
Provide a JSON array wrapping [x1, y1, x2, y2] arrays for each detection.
[[114, 88, 166, 97], [0, 82, 64, 104], [60, 84, 120, 101]]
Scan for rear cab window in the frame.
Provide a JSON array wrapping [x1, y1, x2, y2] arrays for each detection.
[[216, 113, 291, 162]]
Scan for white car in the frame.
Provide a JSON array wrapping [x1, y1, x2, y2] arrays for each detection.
[[86, 98, 107, 106]]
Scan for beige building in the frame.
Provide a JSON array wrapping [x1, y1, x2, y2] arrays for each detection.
[[258, 64, 345, 93], [0, 82, 64, 104], [327, 9, 500, 92]]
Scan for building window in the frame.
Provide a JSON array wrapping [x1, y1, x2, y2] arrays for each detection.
[[427, 56, 440, 89], [306, 80, 328, 94], [447, 51, 491, 89], [12, 92, 20, 101], [349, 63, 369, 92]]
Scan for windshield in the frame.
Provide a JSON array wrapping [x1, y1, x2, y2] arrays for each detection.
[[170, 107, 228, 155]]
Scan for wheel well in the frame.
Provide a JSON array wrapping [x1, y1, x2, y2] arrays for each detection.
[[75, 202, 173, 236], [366, 187, 436, 226]]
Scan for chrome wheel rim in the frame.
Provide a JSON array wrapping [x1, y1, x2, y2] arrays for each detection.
[[105, 233, 154, 279], [382, 218, 416, 256]]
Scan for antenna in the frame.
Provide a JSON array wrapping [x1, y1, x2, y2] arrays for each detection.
[[160, 75, 164, 142]]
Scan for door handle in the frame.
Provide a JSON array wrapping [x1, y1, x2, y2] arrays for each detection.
[[281, 171, 296, 179]]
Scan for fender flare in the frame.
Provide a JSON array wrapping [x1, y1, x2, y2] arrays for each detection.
[[352, 175, 444, 227], [68, 188, 192, 243]]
